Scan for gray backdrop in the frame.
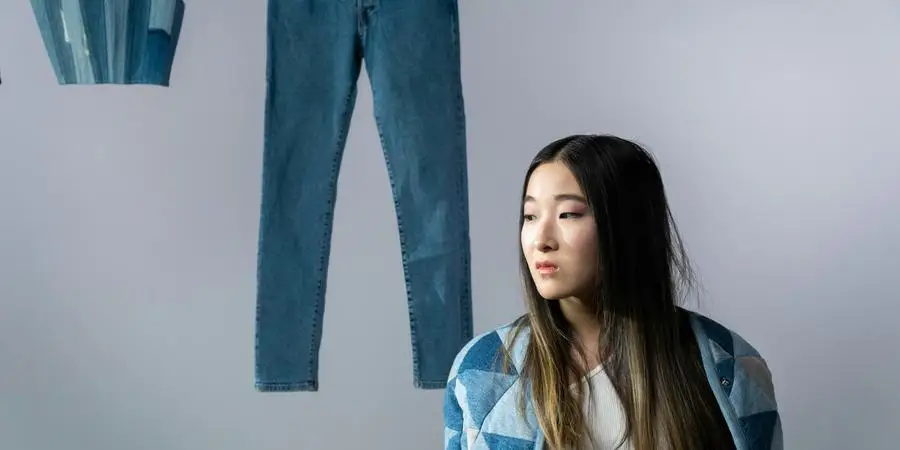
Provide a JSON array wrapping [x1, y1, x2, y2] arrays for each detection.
[[1, 1, 898, 449]]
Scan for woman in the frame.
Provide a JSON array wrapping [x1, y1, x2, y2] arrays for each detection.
[[443, 135, 782, 450]]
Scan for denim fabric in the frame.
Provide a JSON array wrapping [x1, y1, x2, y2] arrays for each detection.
[[255, 0, 473, 392], [444, 311, 784, 450], [30, 0, 185, 86]]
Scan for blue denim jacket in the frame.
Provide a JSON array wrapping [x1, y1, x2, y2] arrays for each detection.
[[443, 310, 783, 450]]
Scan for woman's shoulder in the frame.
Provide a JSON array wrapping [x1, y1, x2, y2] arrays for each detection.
[[443, 319, 541, 448], [686, 309, 783, 445], [687, 309, 780, 408], [446, 315, 531, 383], [686, 308, 770, 361]]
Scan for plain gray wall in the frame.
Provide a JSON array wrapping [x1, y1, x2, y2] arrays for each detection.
[[2, 1, 898, 449]]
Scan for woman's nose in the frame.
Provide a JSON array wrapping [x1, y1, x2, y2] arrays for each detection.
[[532, 227, 558, 252]]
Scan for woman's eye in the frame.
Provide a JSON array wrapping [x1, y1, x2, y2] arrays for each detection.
[[560, 212, 582, 219], [522, 214, 536, 222]]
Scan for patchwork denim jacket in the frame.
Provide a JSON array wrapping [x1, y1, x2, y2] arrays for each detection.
[[444, 310, 783, 450]]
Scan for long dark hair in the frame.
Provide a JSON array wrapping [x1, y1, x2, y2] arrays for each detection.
[[508, 135, 735, 450]]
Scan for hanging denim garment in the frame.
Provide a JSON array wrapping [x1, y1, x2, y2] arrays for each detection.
[[30, 0, 185, 86], [254, 0, 474, 392]]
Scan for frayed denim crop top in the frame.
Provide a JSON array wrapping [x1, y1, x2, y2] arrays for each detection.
[[30, 0, 185, 86]]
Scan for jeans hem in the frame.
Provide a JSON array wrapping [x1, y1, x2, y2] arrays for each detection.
[[415, 380, 447, 390], [56, 79, 172, 87], [255, 381, 318, 392]]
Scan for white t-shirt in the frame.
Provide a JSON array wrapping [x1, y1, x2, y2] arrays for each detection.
[[575, 365, 632, 450], [542, 365, 634, 450]]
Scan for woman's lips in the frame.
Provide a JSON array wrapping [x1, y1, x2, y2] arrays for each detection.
[[535, 261, 558, 275]]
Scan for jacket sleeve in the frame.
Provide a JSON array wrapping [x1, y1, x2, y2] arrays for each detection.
[[765, 358, 784, 450], [771, 413, 784, 450], [443, 374, 466, 450], [743, 355, 784, 450]]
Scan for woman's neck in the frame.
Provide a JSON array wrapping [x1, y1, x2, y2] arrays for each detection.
[[559, 296, 602, 371]]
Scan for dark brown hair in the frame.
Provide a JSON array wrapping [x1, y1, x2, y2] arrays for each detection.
[[508, 135, 735, 450]]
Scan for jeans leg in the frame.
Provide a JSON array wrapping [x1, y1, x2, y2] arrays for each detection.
[[255, 0, 361, 392], [362, 0, 473, 389]]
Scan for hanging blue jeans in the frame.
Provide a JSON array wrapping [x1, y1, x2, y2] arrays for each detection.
[[254, 0, 473, 392], [30, 0, 185, 86]]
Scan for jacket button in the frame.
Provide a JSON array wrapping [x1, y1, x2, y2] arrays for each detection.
[[720, 377, 731, 386]]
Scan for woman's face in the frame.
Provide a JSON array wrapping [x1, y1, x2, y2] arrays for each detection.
[[521, 161, 599, 301]]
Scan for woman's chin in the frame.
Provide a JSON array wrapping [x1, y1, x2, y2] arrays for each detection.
[[535, 286, 569, 301]]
